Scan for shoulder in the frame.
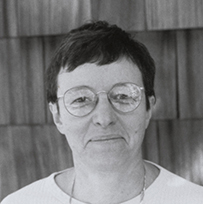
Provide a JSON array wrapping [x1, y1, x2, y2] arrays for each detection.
[[146, 161, 203, 204], [1, 171, 61, 204]]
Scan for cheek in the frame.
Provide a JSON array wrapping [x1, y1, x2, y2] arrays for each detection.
[[60, 113, 89, 150], [121, 108, 148, 143], [126, 120, 146, 149], [60, 105, 84, 135], [125, 116, 146, 135]]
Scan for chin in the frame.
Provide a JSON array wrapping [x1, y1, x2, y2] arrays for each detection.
[[82, 149, 131, 172]]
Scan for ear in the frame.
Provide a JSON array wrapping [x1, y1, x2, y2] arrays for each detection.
[[145, 96, 155, 129], [49, 102, 65, 134]]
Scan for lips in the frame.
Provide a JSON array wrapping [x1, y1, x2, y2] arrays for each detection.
[[90, 135, 124, 142]]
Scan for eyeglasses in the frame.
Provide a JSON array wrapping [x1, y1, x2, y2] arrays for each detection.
[[57, 82, 144, 117]]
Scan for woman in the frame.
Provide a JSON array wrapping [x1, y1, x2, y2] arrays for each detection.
[[2, 21, 203, 204]]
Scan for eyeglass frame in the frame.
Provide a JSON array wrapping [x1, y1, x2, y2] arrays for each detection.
[[57, 82, 145, 117]]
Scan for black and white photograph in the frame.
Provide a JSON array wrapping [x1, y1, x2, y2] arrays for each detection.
[[0, 1, 203, 203]]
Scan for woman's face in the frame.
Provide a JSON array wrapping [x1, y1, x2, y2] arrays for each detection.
[[51, 58, 153, 170]]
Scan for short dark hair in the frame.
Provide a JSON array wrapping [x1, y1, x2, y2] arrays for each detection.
[[46, 21, 156, 110]]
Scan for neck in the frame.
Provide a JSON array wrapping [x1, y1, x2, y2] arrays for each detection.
[[72, 158, 145, 204]]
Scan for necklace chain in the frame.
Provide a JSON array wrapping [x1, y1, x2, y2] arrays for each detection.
[[69, 166, 146, 204]]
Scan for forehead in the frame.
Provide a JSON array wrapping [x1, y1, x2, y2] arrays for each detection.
[[57, 58, 143, 95]]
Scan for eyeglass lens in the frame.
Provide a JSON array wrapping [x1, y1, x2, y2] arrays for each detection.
[[63, 83, 143, 117]]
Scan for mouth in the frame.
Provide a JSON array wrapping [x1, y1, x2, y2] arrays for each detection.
[[90, 135, 124, 142]]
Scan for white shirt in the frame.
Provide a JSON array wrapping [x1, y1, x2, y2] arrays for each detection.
[[1, 162, 203, 204]]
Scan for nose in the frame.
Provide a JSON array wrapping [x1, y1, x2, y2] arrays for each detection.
[[92, 93, 117, 128]]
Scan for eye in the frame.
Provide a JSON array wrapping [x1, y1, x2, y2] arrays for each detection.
[[112, 94, 130, 101], [72, 97, 90, 104], [116, 94, 129, 100], [110, 94, 134, 105]]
